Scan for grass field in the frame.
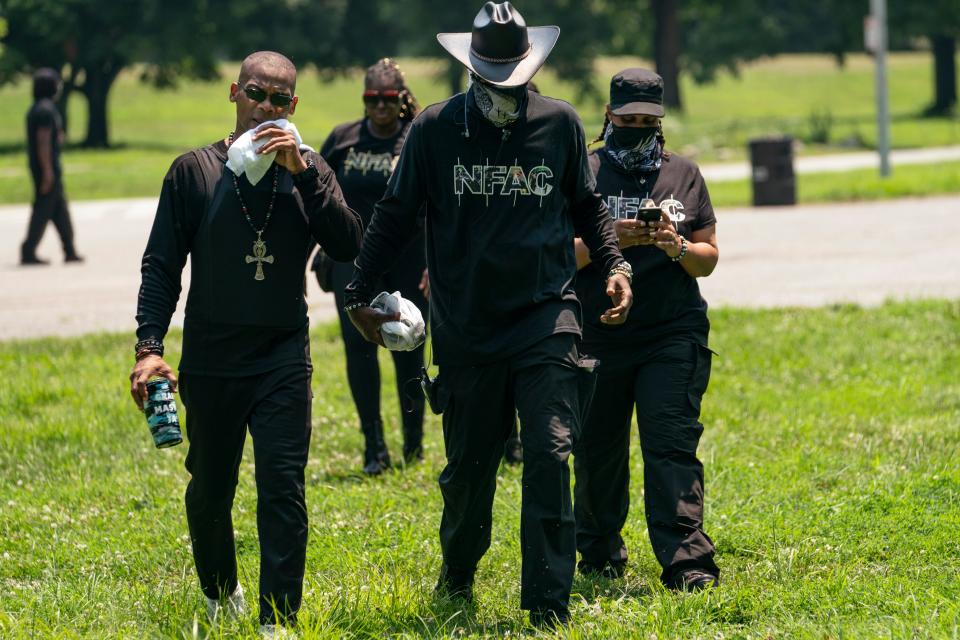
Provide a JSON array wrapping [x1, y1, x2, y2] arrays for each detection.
[[0, 53, 958, 205], [1, 300, 958, 638]]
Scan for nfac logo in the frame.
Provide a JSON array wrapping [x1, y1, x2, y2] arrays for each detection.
[[453, 158, 554, 205]]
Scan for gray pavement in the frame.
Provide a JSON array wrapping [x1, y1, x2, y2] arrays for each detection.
[[1, 194, 959, 340]]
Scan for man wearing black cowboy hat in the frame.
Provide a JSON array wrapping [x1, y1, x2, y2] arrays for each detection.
[[344, 1, 632, 627]]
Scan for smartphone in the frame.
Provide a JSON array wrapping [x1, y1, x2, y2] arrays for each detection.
[[635, 207, 662, 223]]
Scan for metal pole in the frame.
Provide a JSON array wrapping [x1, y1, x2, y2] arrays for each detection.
[[872, 0, 891, 177]]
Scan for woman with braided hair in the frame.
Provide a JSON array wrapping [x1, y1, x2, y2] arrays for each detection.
[[572, 68, 721, 591], [311, 58, 426, 475]]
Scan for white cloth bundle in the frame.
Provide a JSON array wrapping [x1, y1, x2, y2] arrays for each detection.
[[371, 291, 426, 352], [225, 119, 314, 185]]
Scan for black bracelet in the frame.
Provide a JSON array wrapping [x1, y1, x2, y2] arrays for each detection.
[[135, 338, 164, 359]]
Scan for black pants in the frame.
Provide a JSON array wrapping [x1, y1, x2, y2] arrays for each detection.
[[330, 255, 425, 448], [573, 338, 719, 584], [436, 333, 583, 614], [21, 181, 77, 259], [179, 364, 312, 625]]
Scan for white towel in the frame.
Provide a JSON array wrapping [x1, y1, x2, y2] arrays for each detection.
[[371, 291, 427, 352], [226, 119, 314, 185]]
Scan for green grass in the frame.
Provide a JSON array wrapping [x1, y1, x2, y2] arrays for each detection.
[[1, 300, 958, 638], [709, 159, 960, 208], [0, 53, 958, 204]]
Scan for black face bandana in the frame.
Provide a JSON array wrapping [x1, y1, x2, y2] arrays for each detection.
[[468, 73, 527, 128], [610, 124, 658, 150], [604, 124, 664, 173]]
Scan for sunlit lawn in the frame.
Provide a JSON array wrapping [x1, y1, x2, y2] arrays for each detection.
[[1, 300, 958, 638]]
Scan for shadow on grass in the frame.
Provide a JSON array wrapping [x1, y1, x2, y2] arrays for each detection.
[[572, 571, 655, 602], [354, 599, 539, 639]]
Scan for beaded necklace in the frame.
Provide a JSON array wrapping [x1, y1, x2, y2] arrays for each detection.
[[228, 131, 278, 281]]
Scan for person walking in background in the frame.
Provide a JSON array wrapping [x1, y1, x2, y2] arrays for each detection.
[[20, 68, 83, 266], [344, 3, 632, 627], [311, 59, 426, 475], [572, 68, 721, 591], [129, 51, 361, 634]]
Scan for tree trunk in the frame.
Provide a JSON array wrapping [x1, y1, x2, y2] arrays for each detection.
[[652, 0, 683, 111], [928, 34, 957, 115], [81, 64, 119, 148], [56, 67, 79, 138]]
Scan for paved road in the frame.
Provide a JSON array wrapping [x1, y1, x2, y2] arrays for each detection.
[[1, 194, 958, 340], [700, 145, 960, 182]]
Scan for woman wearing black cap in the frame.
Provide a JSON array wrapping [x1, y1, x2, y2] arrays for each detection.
[[572, 68, 721, 591], [312, 58, 425, 475]]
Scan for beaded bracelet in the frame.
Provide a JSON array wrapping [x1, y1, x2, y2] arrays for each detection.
[[343, 301, 370, 312], [135, 338, 164, 360], [671, 236, 688, 262], [607, 262, 633, 285]]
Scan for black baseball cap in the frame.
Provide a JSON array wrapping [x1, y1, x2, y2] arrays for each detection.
[[609, 68, 664, 117]]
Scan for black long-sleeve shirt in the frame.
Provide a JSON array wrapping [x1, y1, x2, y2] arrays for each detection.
[[136, 140, 362, 375], [346, 90, 623, 366]]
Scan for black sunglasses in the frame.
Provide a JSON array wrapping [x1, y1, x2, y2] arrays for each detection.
[[363, 89, 401, 106], [242, 85, 293, 107]]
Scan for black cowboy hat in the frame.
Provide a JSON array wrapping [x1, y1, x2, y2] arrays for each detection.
[[437, 2, 559, 88]]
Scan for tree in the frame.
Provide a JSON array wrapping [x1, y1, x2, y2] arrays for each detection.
[[652, 0, 682, 109], [0, 0, 221, 148], [890, 0, 959, 115]]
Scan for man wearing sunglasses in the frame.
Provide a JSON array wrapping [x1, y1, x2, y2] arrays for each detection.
[[130, 50, 362, 634], [344, 2, 632, 628]]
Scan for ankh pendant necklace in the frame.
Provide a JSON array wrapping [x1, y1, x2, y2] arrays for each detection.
[[229, 131, 278, 281]]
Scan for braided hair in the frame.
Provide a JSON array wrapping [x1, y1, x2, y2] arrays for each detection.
[[590, 114, 611, 146], [364, 58, 420, 123]]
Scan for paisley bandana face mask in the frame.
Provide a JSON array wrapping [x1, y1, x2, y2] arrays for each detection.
[[468, 73, 526, 128], [603, 124, 663, 173]]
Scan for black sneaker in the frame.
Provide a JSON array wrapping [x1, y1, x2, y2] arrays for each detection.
[[20, 255, 50, 266], [667, 568, 719, 592], [362, 453, 391, 476], [433, 564, 474, 605], [361, 420, 391, 475], [402, 443, 423, 465], [64, 253, 85, 263], [529, 607, 571, 630]]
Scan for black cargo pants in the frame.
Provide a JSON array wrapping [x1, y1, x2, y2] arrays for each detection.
[[435, 333, 585, 615], [573, 337, 719, 584]]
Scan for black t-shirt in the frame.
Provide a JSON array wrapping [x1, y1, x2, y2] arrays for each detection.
[[136, 140, 362, 376], [347, 90, 624, 366], [315, 118, 425, 274], [319, 119, 407, 227], [575, 150, 717, 358], [26, 98, 62, 184]]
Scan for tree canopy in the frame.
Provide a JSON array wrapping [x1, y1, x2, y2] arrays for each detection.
[[1, 0, 955, 147]]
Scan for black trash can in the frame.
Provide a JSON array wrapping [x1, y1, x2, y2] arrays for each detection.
[[749, 137, 795, 206]]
